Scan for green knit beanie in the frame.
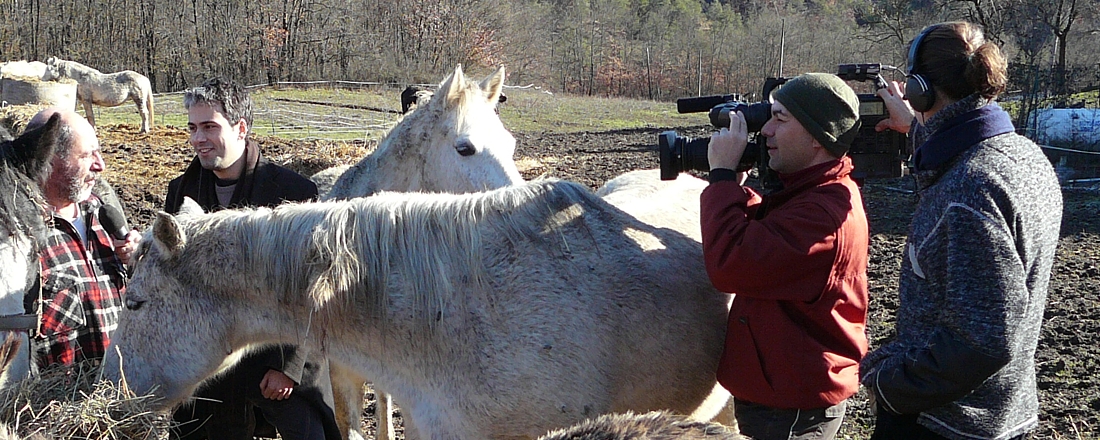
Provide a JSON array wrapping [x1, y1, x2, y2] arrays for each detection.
[[771, 73, 861, 157]]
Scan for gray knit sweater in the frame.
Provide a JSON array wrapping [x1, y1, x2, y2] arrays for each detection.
[[860, 95, 1062, 440]]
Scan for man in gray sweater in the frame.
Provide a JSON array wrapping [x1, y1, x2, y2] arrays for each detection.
[[861, 22, 1062, 440]]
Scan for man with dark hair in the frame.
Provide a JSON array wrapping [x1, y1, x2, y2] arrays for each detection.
[[700, 73, 869, 440], [24, 108, 141, 368], [165, 77, 339, 440]]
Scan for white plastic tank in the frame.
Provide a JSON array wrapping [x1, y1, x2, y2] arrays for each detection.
[[1026, 108, 1100, 152]]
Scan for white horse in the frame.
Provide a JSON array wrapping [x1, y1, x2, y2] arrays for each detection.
[[103, 179, 732, 440], [0, 114, 61, 389], [319, 64, 522, 200], [596, 169, 708, 243], [315, 64, 524, 440], [45, 57, 154, 133]]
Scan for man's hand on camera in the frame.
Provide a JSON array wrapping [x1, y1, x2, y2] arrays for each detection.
[[709, 111, 748, 171], [875, 80, 914, 134]]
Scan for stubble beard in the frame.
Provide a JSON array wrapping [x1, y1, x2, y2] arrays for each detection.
[[67, 170, 97, 203]]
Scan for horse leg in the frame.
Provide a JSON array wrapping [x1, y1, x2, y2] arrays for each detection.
[[374, 388, 394, 440], [81, 99, 96, 127], [136, 93, 152, 133], [711, 396, 739, 434], [687, 383, 739, 433], [329, 362, 368, 440]]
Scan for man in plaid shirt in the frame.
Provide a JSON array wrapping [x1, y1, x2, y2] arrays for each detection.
[[25, 109, 141, 368]]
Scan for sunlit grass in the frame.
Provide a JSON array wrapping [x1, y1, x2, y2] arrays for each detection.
[[498, 89, 702, 133], [86, 83, 702, 140]]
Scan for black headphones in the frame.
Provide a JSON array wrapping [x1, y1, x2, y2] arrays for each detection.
[[905, 26, 937, 113]]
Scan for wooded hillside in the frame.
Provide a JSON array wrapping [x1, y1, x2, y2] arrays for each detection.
[[3, 0, 1099, 109]]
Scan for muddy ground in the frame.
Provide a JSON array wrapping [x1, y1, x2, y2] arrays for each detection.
[[97, 123, 1098, 439]]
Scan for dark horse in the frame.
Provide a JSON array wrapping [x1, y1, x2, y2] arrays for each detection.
[[0, 115, 61, 388]]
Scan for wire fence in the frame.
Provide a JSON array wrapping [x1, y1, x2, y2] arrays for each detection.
[[186, 80, 545, 140], [144, 80, 425, 140]]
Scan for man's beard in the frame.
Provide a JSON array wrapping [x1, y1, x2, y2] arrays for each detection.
[[64, 170, 97, 203]]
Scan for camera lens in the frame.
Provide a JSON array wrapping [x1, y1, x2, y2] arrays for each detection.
[[659, 131, 711, 180], [658, 131, 760, 180]]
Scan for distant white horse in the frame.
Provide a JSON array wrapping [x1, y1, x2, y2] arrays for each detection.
[[319, 64, 523, 200], [104, 179, 732, 440], [45, 57, 154, 133], [0, 61, 57, 81], [0, 114, 61, 389]]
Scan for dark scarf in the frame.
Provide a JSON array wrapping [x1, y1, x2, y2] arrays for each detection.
[[913, 100, 1015, 172], [188, 139, 261, 210]]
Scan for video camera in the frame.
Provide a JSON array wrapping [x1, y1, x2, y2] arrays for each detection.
[[658, 63, 910, 182]]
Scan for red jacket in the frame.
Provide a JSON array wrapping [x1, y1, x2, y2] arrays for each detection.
[[700, 158, 869, 409]]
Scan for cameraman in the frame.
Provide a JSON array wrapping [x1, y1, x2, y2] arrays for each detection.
[[701, 73, 869, 440]]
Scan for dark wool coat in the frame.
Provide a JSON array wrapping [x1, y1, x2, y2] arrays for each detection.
[[165, 140, 339, 440]]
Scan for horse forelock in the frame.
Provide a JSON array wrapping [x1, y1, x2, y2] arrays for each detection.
[[433, 69, 497, 117]]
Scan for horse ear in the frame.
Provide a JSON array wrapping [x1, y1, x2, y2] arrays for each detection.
[[152, 211, 187, 258], [11, 113, 61, 183], [480, 66, 506, 106], [440, 64, 466, 106], [178, 197, 206, 216]]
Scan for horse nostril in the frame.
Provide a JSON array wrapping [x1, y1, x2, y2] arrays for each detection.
[[455, 141, 476, 157], [125, 298, 146, 310]]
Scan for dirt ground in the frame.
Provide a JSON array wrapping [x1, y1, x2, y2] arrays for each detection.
[[96, 123, 1098, 439]]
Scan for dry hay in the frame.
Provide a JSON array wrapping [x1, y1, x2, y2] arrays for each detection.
[[0, 360, 173, 440], [0, 104, 49, 137], [0, 77, 76, 85]]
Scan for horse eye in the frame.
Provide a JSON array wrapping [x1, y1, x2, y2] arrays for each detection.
[[455, 140, 476, 157]]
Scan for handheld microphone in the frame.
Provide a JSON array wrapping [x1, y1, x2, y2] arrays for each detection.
[[99, 204, 131, 241]]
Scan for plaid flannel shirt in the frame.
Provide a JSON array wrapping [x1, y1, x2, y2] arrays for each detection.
[[30, 196, 126, 367]]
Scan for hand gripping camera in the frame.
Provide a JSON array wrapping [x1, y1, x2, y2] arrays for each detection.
[[658, 64, 910, 182]]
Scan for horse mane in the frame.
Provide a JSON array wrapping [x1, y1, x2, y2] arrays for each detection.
[[322, 94, 436, 200], [52, 58, 102, 79], [0, 152, 48, 248], [0, 119, 58, 247], [188, 179, 597, 325]]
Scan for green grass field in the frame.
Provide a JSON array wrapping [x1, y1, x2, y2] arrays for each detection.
[[89, 83, 703, 140]]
